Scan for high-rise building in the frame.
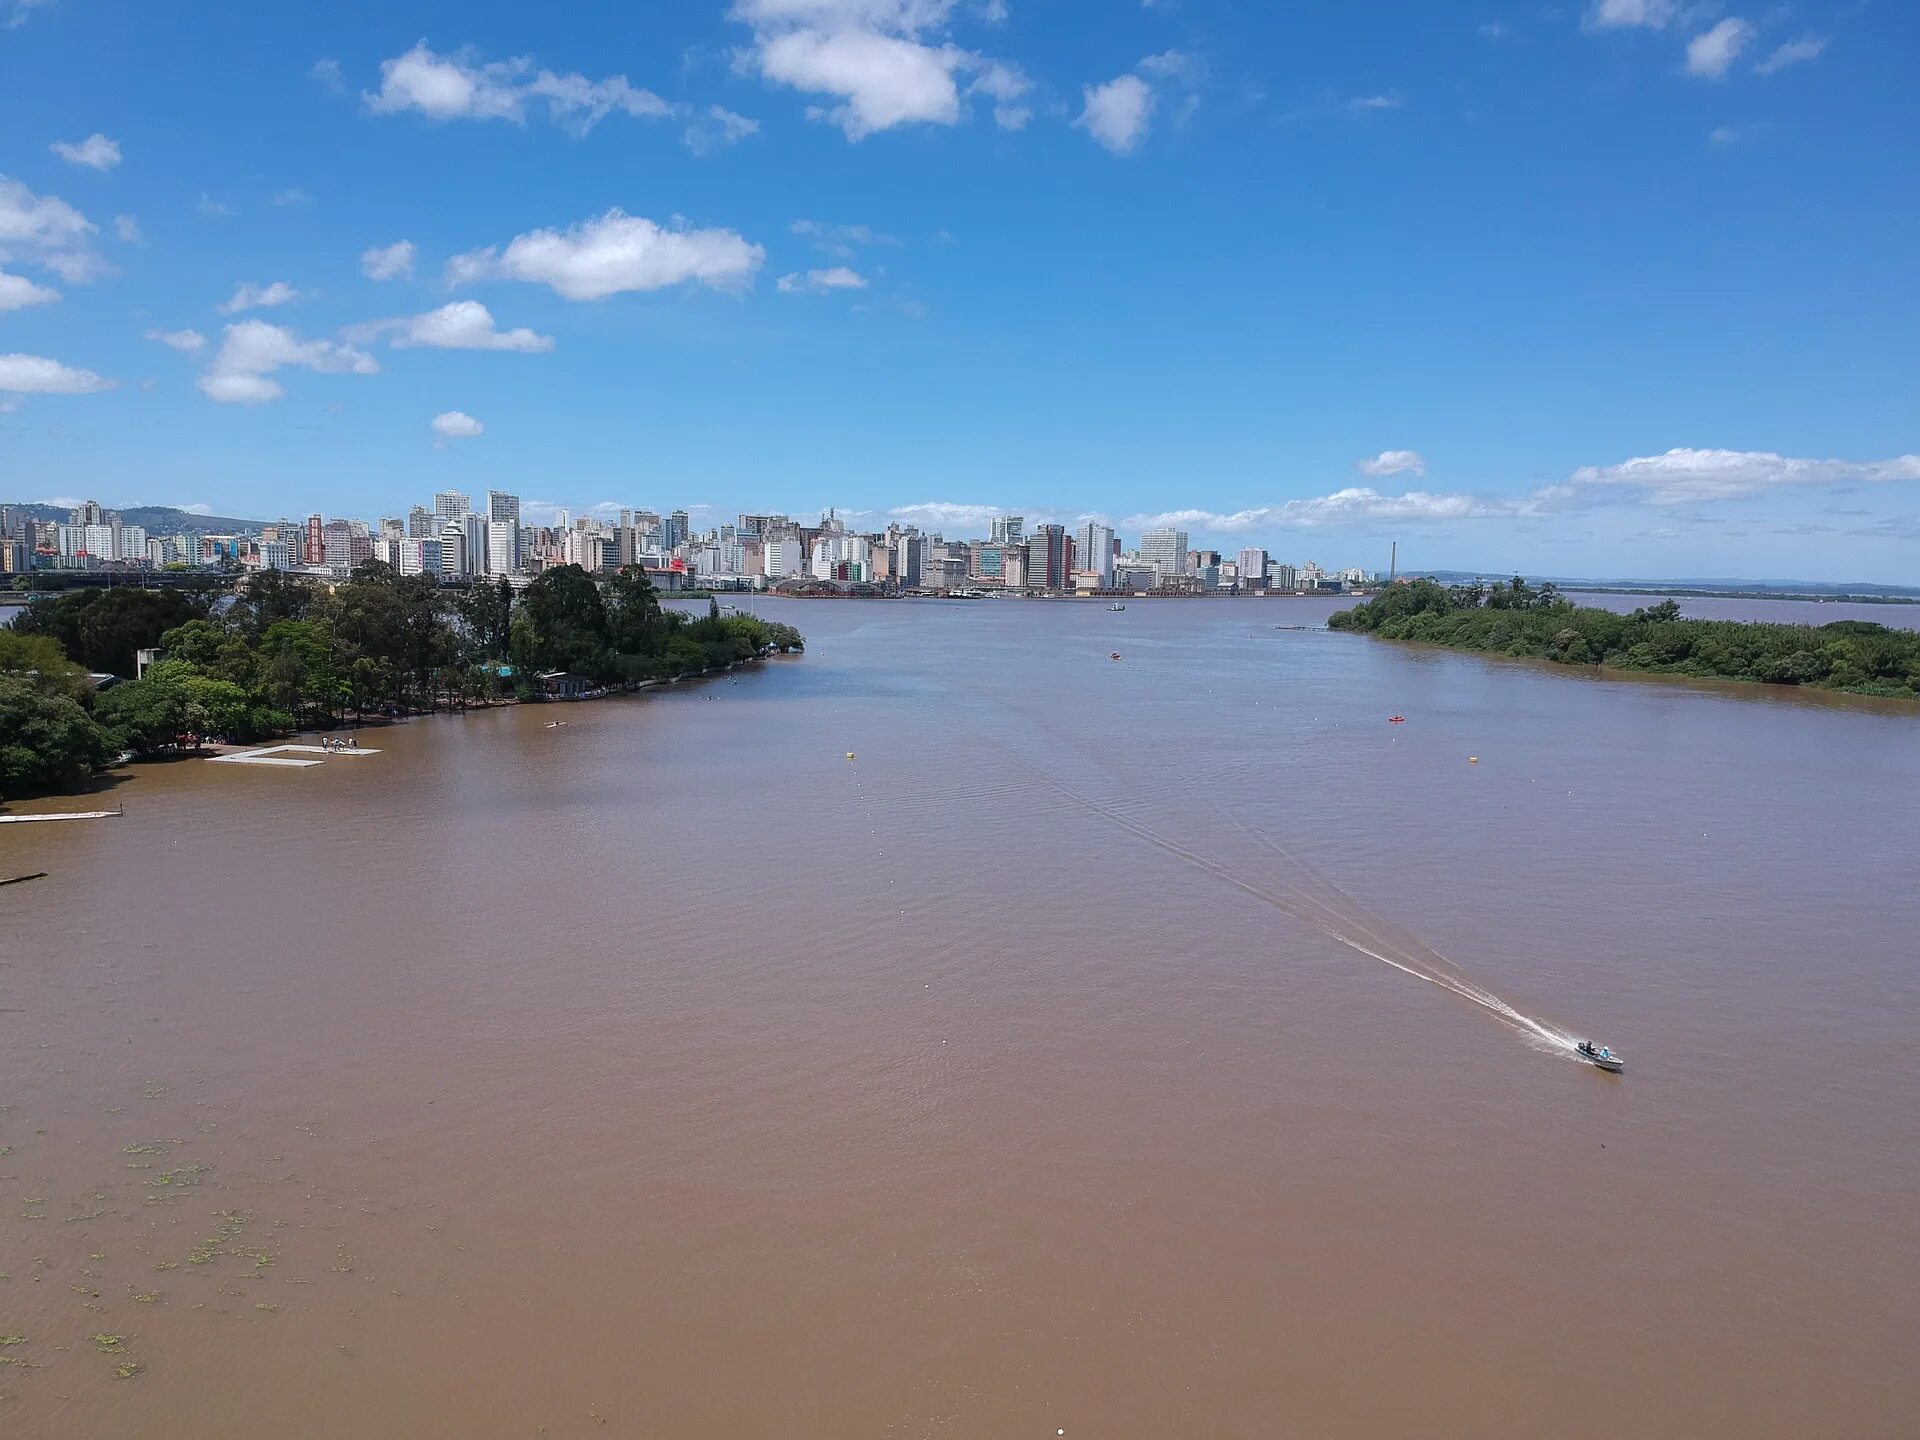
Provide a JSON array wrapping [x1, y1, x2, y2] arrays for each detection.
[[407, 506, 436, 538], [1237, 548, 1268, 590], [664, 509, 690, 552], [485, 520, 516, 576], [321, 519, 355, 570], [70, 499, 104, 526], [305, 514, 325, 565], [1268, 563, 1298, 591], [1023, 524, 1070, 590], [486, 492, 521, 572], [439, 522, 469, 576], [1139, 528, 1188, 581], [435, 491, 471, 525], [991, 515, 1025, 546], [1077, 522, 1116, 584]]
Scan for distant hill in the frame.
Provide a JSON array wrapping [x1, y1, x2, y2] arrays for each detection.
[[0, 502, 271, 535]]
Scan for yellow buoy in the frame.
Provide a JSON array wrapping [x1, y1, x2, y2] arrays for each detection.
[[846, 752, 855, 760]]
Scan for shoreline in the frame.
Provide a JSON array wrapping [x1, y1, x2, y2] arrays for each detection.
[[0, 650, 797, 815], [1359, 633, 1920, 715]]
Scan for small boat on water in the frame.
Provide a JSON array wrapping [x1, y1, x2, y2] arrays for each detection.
[[1576, 1041, 1624, 1073], [1109, 651, 1122, 661], [1109, 603, 1126, 612], [1388, 715, 1406, 723]]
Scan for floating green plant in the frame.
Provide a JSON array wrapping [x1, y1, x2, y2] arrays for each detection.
[[91, 1334, 125, 1350], [0, 1336, 25, 1347], [114, 1362, 144, 1379], [122, 1144, 164, 1156]]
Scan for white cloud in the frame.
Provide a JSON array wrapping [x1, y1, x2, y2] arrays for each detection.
[[3, 0, 54, 29], [197, 320, 377, 405], [889, 501, 1013, 531], [1585, 0, 1676, 30], [360, 240, 416, 280], [273, 187, 314, 208], [217, 280, 301, 315], [1686, 19, 1753, 79], [1348, 93, 1404, 111], [365, 42, 674, 133], [431, 410, 485, 440], [1356, 449, 1427, 477], [684, 104, 761, 153], [198, 192, 236, 218], [146, 328, 207, 352], [1709, 125, 1741, 145], [1755, 35, 1825, 75], [776, 266, 869, 293], [348, 300, 554, 353], [731, 0, 1022, 140], [50, 133, 122, 171], [0, 270, 59, 310], [1077, 72, 1154, 153], [759, 27, 966, 138], [1125, 489, 1516, 533], [0, 174, 104, 283], [114, 213, 141, 243], [968, 60, 1033, 129], [1567, 448, 1920, 505], [0, 353, 116, 395], [310, 57, 346, 93], [1138, 50, 1204, 85], [448, 209, 763, 300]]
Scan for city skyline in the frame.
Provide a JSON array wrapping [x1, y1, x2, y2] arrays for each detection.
[[1, 3, 1915, 580], [4, 493, 1379, 595]]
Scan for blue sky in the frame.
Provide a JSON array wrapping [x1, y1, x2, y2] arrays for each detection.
[[1, 0, 1915, 580]]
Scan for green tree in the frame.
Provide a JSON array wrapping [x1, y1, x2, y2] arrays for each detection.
[[14, 587, 202, 675], [94, 676, 187, 756], [0, 631, 94, 702], [0, 674, 116, 796], [515, 564, 610, 677]]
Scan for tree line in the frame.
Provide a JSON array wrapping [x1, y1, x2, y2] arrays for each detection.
[[0, 563, 803, 799], [1329, 577, 1920, 698]]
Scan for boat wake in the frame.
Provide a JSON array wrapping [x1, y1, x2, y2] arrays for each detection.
[[910, 679, 1586, 1061]]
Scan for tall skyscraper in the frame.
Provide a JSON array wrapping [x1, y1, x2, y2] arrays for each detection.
[[486, 492, 521, 572], [664, 509, 690, 552], [408, 506, 436, 538], [991, 515, 1025, 546], [305, 514, 324, 565], [1025, 524, 1070, 590], [1139, 528, 1188, 580], [1077, 521, 1116, 583], [1237, 547, 1268, 589], [435, 491, 471, 525]]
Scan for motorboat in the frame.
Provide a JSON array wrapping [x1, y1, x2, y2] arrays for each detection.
[[1109, 651, 1123, 661], [1576, 1041, 1624, 1073], [1109, 603, 1126, 611], [1388, 715, 1406, 723]]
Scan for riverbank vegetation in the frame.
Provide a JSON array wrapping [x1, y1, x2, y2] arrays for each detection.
[[0, 564, 803, 799], [1330, 578, 1920, 699]]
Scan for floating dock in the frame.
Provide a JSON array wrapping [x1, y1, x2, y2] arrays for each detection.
[[207, 744, 383, 768], [0, 811, 118, 824]]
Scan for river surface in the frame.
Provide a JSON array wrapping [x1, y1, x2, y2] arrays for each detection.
[[3, 596, 1918, 1438]]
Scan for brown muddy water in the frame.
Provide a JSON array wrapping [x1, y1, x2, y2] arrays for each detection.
[[3, 597, 1917, 1438]]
